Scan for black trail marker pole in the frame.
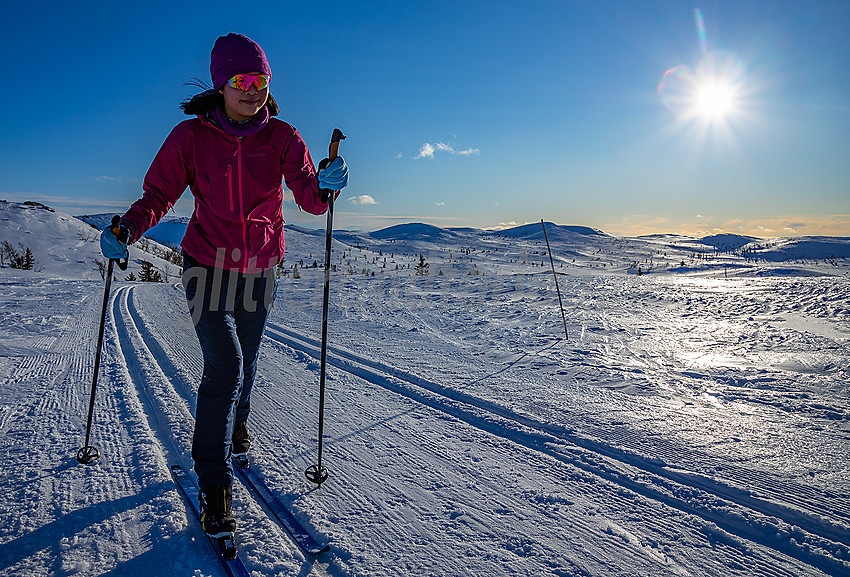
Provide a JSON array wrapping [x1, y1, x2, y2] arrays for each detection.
[[305, 128, 345, 486], [541, 219, 569, 340], [77, 215, 128, 464]]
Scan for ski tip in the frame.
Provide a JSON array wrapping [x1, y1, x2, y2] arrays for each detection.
[[309, 542, 331, 555]]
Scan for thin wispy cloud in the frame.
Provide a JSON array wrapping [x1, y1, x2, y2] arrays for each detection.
[[415, 141, 479, 159], [283, 209, 464, 231], [484, 221, 526, 231], [0, 192, 132, 209], [349, 195, 378, 205], [93, 176, 139, 183], [604, 214, 850, 238]]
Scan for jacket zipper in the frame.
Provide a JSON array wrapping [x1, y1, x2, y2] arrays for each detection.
[[236, 137, 247, 270], [226, 165, 234, 211]]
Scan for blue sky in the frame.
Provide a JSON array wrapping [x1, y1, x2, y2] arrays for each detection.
[[2, 0, 848, 237]]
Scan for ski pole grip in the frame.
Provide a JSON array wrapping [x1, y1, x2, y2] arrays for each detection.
[[328, 128, 345, 161], [110, 215, 121, 237], [110, 215, 130, 271]]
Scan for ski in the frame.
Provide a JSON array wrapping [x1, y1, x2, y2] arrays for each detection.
[[171, 464, 250, 577], [231, 456, 331, 555]]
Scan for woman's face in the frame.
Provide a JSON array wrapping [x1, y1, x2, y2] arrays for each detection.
[[220, 72, 269, 121]]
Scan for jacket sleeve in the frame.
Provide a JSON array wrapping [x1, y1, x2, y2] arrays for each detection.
[[281, 127, 328, 216], [121, 123, 193, 243]]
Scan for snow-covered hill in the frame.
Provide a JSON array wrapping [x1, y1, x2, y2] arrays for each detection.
[[1, 202, 181, 281], [1, 201, 849, 576], [490, 221, 607, 240]]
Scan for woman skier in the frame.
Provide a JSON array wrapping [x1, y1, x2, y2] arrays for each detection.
[[100, 32, 348, 540]]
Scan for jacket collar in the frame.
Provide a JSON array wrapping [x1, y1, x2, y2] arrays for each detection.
[[200, 104, 269, 137]]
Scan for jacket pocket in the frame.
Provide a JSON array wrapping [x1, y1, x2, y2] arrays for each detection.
[[246, 190, 283, 256]]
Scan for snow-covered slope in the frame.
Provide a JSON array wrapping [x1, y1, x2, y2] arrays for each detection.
[[1, 202, 849, 576], [0, 202, 181, 281]]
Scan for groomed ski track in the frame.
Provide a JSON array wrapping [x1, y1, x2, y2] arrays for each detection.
[[111, 284, 335, 576], [116, 280, 846, 576]]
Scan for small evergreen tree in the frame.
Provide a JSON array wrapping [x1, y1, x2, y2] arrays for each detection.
[[1, 241, 37, 270], [22, 248, 35, 270], [139, 260, 163, 282], [414, 254, 429, 276]]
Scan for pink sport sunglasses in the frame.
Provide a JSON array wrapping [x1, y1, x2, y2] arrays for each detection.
[[226, 74, 270, 92]]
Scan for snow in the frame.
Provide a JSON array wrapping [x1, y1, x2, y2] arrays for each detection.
[[0, 203, 182, 282], [1, 200, 848, 576]]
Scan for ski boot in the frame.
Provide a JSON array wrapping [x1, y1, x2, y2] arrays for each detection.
[[232, 421, 251, 469], [199, 485, 237, 559]]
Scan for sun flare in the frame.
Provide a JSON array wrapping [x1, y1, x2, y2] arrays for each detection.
[[658, 51, 747, 124], [695, 81, 735, 119]]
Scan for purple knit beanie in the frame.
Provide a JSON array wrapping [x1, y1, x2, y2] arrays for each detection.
[[210, 33, 271, 89]]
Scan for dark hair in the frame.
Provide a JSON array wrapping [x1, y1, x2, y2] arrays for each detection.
[[180, 80, 279, 116]]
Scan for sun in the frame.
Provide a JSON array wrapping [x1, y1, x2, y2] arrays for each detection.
[[658, 52, 747, 123], [694, 81, 736, 119]]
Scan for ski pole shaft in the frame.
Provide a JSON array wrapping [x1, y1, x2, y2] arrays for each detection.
[[83, 258, 113, 446], [78, 217, 123, 464], [541, 220, 569, 340], [316, 191, 333, 471], [306, 128, 345, 486]]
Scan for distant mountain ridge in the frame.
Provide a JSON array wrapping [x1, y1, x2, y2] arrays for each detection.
[[78, 214, 190, 248], [490, 222, 607, 240], [370, 223, 460, 241], [2, 202, 848, 279], [79, 214, 850, 263], [698, 234, 760, 249]]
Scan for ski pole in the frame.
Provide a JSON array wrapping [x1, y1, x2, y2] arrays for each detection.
[[77, 215, 128, 465], [541, 220, 569, 340], [305, 128, 345, 486]]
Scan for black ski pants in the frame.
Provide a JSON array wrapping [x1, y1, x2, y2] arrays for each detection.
[[182, 252, 275, 489]]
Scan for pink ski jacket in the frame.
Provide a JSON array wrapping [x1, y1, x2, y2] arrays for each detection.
[[121, 115, 328, 272]]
